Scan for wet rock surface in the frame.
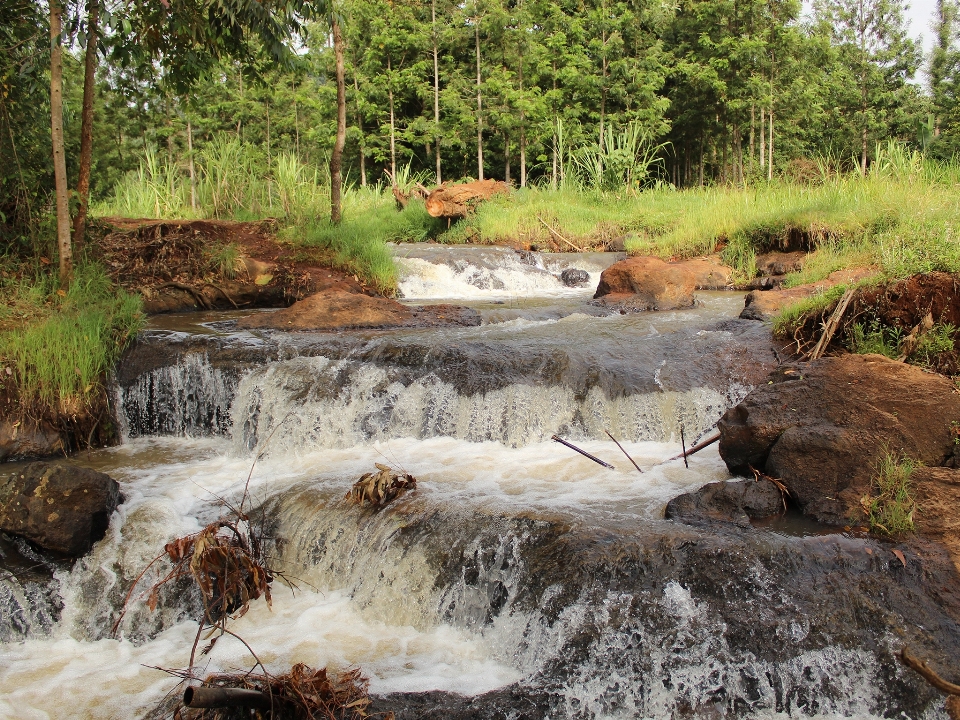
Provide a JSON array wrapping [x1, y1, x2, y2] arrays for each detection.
[[236, 289, 481, 331], [718, 354, 960, 524], [559, 268, 590, 286], [263, 488, 960, 719], [0, 462, 120, 556], [664, 478, 784, 528], [912, 466, 960, 572], [593, 256, 732, 313], [0, 418, 63, 462]]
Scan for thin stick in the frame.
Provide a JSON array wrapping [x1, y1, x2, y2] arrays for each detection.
[[680, 424, 689, 468], [807, 287, 855, 361], [900, 647, 960, 695], [663, 432, 721, 463], [537, 215, 582, 252], [551, 435, 614, 469], [604, 429, 643, 473]]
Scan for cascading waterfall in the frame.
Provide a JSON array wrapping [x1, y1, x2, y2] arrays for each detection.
[[0, 246, 951, 720]]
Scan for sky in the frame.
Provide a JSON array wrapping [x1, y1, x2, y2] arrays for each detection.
[[908, 0, 939, 54]]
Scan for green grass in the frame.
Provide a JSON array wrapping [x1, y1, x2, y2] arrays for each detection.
[[96, 140, 960, 296], [290, 199, 443, 294], [0, 264, 144, 414], [861, 452, 917, 535]]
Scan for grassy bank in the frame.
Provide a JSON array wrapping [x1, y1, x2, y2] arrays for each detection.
[[0, 263, 143, 418], [96, 141, 960, 298]]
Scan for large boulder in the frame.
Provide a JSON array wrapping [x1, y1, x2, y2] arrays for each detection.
[[238, 289, 481, 332], [718, 354, 960, 524], [0, 462, 121, 556], [593, 256, 730, 312], [664, 478, 784, 528]]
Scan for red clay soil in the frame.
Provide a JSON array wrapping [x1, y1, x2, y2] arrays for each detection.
[[95, 218, 372, 313]]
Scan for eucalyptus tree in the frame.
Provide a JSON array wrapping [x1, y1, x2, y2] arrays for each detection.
[[813, 0, 922, 172], [929, 0, 960, 154]]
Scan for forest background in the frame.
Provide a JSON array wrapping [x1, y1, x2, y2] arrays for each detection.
[[5, 0, 960, 243]]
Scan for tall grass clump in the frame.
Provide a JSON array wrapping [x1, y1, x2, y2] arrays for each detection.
[[0, 264, 143, 414], [293, 197, 441, 294], [861, 453, 917, 535]]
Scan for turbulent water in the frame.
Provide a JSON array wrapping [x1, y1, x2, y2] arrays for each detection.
[[0, 246, 954, 719]]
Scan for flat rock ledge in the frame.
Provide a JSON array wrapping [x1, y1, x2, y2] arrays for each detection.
[[0, 462, 120, 556], [237, 289, 481, 331]]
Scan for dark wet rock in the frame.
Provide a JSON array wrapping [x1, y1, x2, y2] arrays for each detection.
[[742, 275, 787, 291], [594, 256, 731, 312], [718, 354, 960, 524], [739, 267, 879, 321], [665, 478, 784, 528], [115, 318, 781, 440], [236, 290, 480, 332], [0, 462, 120, 555], [264, 487, 960, 719], [755, 251, 806, 278], [560, 268, 590, 286], [0, 419, 63, 462]]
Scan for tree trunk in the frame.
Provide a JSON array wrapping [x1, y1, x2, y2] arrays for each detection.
[[432, 0, 441, 184], [749, 104, 755, 173], [330, 19, 346, 224], [73, 0, 99, 254], [187, 120, 196, 211], [475, 20, 483, 180], [768, 108, 774, 181], [353, 74, 366, 187], [388, 55, 396, 181], [266, 101, 272, 207], [424, 179, 508, 218], [504, 133, 510, 184], [50, 0, 72, 287], [759, 107, 765, 170]]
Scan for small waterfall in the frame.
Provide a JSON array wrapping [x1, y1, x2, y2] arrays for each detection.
[[115, 352, 240, 438], [395, 245, 618, 300], [229, 355, 743, 453]]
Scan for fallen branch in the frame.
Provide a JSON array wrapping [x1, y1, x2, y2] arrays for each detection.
[[158, 281, 211, 310], [900, 647, 960, 695], [663, 432, 721, 463], [552, 435, 614, 469], [751, 464, 791, 511], [184, 686, 272, 710], [537, 215, 582, 252], [202, 283, 239, 309], [806, 287, 855, 361], [605, 429, 643, 473]]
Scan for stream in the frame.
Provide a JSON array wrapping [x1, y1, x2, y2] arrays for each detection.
[[0, 245, 954, 719]]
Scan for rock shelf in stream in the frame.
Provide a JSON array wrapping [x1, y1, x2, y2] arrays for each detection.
[[113, 317, 781, 445], [236, 289, 481, 332], [258, 488, 960, 719]]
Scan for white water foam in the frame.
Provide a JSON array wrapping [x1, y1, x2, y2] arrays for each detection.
[[396, 255, 602, 300]]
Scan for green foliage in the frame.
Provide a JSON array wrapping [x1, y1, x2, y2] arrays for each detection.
[[209, 243, 245, 279], [861, 453, 917, 535], [292, 193, 441, 293], [914, 322, 957, 366], [572, 123, 669, 192], [847, 320, 903, 358], [0, 264, 144, 414], [771, 284, 849, 337]]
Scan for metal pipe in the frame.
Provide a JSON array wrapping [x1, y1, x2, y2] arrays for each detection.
[[183, 686, 273, 710]]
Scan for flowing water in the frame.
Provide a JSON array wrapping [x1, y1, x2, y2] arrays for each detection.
[[0, 246, 954, 719]]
